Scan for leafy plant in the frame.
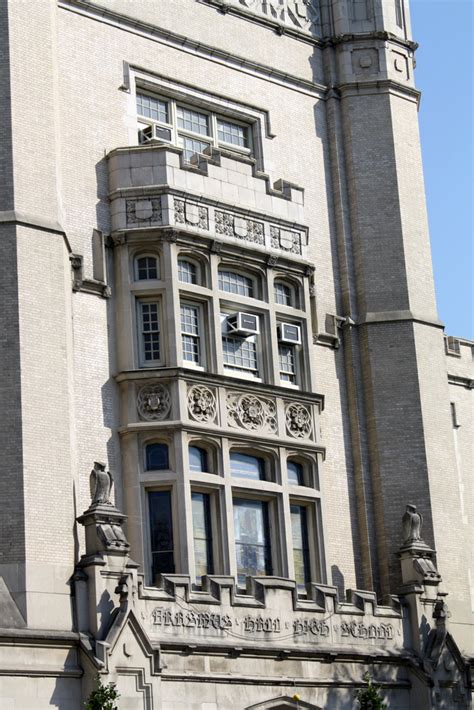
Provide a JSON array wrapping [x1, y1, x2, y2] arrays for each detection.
[[84, 674, 120, 710], [355, 672, 387, 709]]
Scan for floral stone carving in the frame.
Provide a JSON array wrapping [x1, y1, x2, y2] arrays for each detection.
[[137, 384, 171, 421], [126, 198, 162, 226], [270, 225, 302, 255], [215, 210, 264, 245], [174, 198, 209, 230], [227, 392, 277, 434], [187, 384, 217, 423], [285, 402, 312, 439]]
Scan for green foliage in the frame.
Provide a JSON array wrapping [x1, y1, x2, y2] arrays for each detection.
[[355, 672, 387, 709], [84, 675, 120, 710]]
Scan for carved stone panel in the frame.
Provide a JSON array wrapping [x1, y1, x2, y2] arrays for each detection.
[[285, 402, 312, 439], [137, 383, 171, 421], [215, 210, 264, 245], [174, 198, 209, 230], [226, 0, 321, 34], [227, 392, 278, 434], [187, 384, 217, 423], [126, 198, 162, 226], [270, 225, 302, 255]]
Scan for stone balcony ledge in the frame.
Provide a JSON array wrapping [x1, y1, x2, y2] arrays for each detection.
[[107, 144, 308, 257], [115, 368, 324, 448]]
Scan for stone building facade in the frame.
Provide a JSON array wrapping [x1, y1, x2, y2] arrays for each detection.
[[0, 0, 472, 708]]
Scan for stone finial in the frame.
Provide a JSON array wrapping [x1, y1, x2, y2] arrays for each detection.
[[402, 503, 423, 545], [89, 461, 113, 507]]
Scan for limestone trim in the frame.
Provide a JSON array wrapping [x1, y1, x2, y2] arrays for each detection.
[[357, 310, 444, 329], [0, 210, 71, 249], [58, 0, 327, 99], [447, 375, 474, 390]]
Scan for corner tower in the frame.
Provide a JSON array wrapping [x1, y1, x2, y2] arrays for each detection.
[[322, 0, 470, 632]]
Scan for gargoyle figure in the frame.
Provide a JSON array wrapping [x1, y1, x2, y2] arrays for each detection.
[[90, 461, 113, 506], [402, 503, 423, 544]]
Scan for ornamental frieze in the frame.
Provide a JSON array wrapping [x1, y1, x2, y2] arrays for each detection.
[[174, 198, 209, 230], [126, 197, 162, 226], [187, 384, 218, 423], [137, 383, 171, 421], [285, 401, 313, 439], [215, 210, 265, 245], [223, 0, 321, 34], [227, 392, 278, 433], [270, 225, 302, 255]]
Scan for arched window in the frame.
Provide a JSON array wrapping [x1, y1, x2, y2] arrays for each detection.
[[287, 460, 304, 486], [178, 258, 198, 285], [230, 452, 265, 481], [218, 269, 255, 298], [145, 443, 169, 471], [189, 445, 208, 473], [274, 280, 297, 307], [135, 255, 159, 280]]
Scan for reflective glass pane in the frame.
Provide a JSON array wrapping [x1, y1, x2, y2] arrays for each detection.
[[136, 94, 169, 123], [192, 492, 213, 582], [290, 505, 310, 588], [149, 491, 174, 579], [217, 119, 248, 148], [230, 452, 264, 480], [178, 259, 197, 284], [233, 499, 271, 586], [189, 446, 207, 473], [287, 461, 304, 485]]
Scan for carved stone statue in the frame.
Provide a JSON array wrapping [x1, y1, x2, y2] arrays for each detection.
[[89, 461, 113, 507], [402, 504, 423, 544]]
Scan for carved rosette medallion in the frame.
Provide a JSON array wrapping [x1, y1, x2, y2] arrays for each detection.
[[270, 225, 302, 255], [285, 402, 312, 439], [126, 198, 162, 226], [215, 211, 264, 245], [227, 392, 277, 434], [187, 384, 217, 423], [137, 384, 171, 421], [174, 198, 209, 230]]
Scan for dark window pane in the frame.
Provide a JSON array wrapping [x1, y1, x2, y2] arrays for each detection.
[[146, 443, 169, 471], [137, 256, 158, 280], [230, 453, 264, 480], [233, 498, 271, 586], [287, 461, 304, 485], [189, 446, 207, 473], [192, 492, 213, 583], [149, 491, 174, 580], [290, 505, 310, 588]]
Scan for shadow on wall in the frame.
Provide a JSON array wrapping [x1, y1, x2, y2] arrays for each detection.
[[331, 564, 345, 599]]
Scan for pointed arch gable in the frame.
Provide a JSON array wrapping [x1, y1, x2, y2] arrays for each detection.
[[245, 696, 321, 710]]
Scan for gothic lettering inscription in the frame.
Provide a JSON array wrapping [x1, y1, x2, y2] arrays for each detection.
[[340, 621, 394, 640], [152, 607, 232, 631], [243, 616, 281, 633], [293, 618, 330, 638]]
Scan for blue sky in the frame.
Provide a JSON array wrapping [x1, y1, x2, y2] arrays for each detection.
[[410, 0, 473, 339]]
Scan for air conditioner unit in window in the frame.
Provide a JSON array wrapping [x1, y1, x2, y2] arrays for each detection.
[[227, 312, 259, 336], [278, 322, 302, 344], [138, 124, 172, 144]]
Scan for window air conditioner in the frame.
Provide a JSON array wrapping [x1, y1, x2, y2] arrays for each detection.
[[227, 312, 259, 336], [138, 124, 172, 144], [277, 322, 302, 344]]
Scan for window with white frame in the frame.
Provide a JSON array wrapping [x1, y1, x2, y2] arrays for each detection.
[[135, 254, 159, 281], [274, 280, 296, 307], [222, 335, 258, 374], [136, 92, 252, 162], [218, 270, 254, 298], [138, 300, 161, 365], [178, 258, 198, 285], [180, 303, 202, 365], [278, 343, 297, 384]]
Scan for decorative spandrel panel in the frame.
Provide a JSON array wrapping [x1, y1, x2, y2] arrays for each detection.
[[221, 0, 321, 35]]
